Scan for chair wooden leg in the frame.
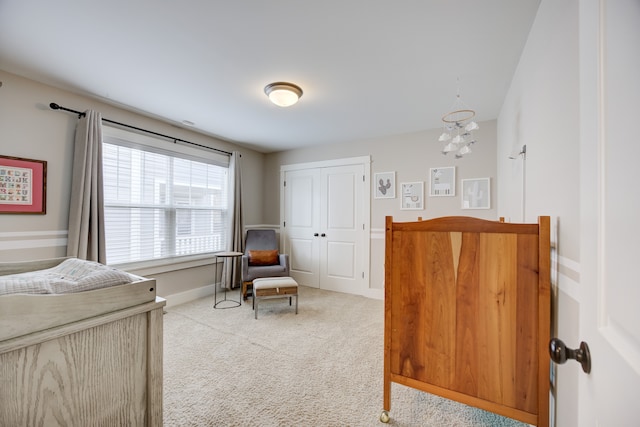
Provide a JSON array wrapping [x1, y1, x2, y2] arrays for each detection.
[[242, 281, 254, 301]]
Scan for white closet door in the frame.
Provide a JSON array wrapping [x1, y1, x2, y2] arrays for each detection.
[[283, 168, 320, 288], [282, 159, 368, 295], [319, 164, 365, 294]]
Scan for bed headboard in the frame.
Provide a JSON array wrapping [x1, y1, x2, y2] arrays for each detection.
[[383, 215, 551, 426]]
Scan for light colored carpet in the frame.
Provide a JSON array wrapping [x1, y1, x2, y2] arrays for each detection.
[[163, 285, 530, 427]]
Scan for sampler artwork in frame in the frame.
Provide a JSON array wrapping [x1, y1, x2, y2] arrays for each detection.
[[374, 171, 396, 199], [429, 167, 455, 196], [400, 181, 424, 210], [0, 155, 47, 214], [461, 177, 491, 209]]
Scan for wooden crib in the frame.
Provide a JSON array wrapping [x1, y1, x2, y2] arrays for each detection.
[[382, 216, 550, 426]]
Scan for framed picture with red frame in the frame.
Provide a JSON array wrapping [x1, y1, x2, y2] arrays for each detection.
[[0, 155, 47, 214]]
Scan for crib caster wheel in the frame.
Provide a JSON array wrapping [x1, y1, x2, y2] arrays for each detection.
[[380, 410, 390, 423]]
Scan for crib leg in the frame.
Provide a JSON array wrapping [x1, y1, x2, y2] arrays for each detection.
[[381, 371, 391, 423]]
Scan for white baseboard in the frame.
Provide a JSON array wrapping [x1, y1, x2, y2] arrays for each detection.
[[363, 287, 384, 300], [163, 283, 215, 308], [163, 282, 384, 307]]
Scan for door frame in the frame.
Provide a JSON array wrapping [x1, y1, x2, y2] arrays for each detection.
[[280, 156, 373, 297]]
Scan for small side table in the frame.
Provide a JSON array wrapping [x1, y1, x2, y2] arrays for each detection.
[[213, 251, 243, 309]]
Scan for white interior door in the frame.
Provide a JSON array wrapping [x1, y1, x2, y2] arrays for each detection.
[[578, 1, 640, 424], [283, 168, 320, 288], [319, 164, 365, 294]]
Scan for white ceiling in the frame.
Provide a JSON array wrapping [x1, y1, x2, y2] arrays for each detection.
[[0, 1, 540, 153]]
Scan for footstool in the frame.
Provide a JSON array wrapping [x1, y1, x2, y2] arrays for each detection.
[[252, 276, 298, 319]]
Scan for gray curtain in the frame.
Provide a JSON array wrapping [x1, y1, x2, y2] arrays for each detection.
[[66, 110, 106, 263], [226, 151, 244, 288]]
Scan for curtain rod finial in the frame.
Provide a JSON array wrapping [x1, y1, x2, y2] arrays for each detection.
[[49, 102, 60, 110]]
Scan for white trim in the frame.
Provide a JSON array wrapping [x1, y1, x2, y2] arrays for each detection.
[[362, 161, 371, 288], [370, 228, 385, 240], [117, 255, 216, 277], [245, 224, 280, 230], [0, 238, 67, 250], [362, 287, 384, 300], [0, 230, 68, 238], [163, 283, 215, 308], [0, 230, 68, 251], [280, 155, 372, 172]]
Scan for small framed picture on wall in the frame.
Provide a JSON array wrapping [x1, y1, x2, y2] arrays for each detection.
[[400, 181, 424, 210], [0, 155, 47, 214], [374, 171, 396, 199], [429, 167, 455, 196], [461, 178, 490, 209]]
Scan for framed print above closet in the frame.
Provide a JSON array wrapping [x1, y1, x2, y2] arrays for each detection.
[[400, 181, 424, 210], [461, 177, 490, 209], [429, 167, 455, 196], [374, 171, 396, 199]]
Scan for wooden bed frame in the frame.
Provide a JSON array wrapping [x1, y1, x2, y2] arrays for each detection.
[[382, 216, 550, 426], [0, 257, 165, 426]]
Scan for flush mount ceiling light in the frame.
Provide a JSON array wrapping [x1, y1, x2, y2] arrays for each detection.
[[438, 80, 479, 159], [264, 82, 303, 107]]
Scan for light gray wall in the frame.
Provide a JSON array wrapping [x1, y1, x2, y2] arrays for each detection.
[[496, 0, 580, 425], [498, 0, 580, 261], [264, 121, 498, 290], [265, 122, 498, 225], [0, 70, 265, 298]]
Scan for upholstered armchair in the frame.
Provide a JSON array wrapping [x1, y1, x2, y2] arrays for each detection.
[[241, 229, 290, 300]]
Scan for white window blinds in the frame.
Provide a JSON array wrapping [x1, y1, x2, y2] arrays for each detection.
[[102, 126, 229, 265]]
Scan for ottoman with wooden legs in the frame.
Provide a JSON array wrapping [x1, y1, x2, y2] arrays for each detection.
[[252, 276, 298, 319]]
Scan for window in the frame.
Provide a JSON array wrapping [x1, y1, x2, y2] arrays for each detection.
[[102, 126, 229, 265]]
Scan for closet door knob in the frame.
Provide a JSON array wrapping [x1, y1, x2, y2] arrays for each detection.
[[314, 233, 319, 237], [321, 233, 326, 237]]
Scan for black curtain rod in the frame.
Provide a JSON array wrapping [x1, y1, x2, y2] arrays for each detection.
[[49, 102, 233, 157]]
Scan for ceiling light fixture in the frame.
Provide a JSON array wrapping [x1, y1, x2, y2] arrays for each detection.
[[264, 82, 303, 107], [438, 80, 478, 159]]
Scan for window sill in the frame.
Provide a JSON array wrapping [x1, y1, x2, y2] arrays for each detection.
[[112, 254, 218, 277]]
